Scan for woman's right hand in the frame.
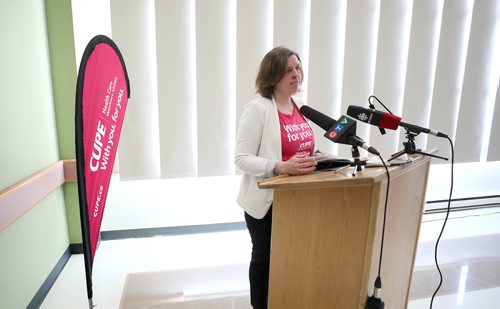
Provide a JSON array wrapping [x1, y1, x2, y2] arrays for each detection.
[[274, 153, 317, 176]]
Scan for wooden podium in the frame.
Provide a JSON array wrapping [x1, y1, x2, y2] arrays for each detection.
[[258, 153, 432, 309]]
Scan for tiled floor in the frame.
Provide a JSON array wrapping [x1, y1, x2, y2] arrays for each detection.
[[41, 208, 500, 309]]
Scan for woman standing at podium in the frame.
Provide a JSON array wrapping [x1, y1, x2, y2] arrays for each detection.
[[234, 46, 320, 308]]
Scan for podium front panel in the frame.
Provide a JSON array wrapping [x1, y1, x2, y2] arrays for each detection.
[[263, 155, 431, 309]]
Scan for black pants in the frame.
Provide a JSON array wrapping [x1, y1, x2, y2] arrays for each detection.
[[245, 207, 272, 309]]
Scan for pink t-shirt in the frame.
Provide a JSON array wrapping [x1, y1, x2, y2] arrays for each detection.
[[278, 104, 315, 161]]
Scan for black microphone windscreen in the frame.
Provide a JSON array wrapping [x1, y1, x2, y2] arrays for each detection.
[[346, 105, 367, 119], [299, 105, 337, 131], [346, 105, 381, 125]]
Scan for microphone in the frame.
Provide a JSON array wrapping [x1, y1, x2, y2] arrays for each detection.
[[399, 121, 448, 138], [347, 105, 400, 129], [299, 105, 336, 130], [347, 105, 448, 138], [300, 105, 380, 155]]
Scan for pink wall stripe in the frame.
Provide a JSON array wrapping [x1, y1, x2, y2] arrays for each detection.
[[0, 160, 76, 232]]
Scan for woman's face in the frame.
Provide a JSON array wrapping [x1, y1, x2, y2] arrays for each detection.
[[274, 55, 302, 97]]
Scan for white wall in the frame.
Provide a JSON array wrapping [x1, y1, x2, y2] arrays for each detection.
[[426, 161, 500, 200], [0, 1, 69, 307], [102, 174, 242, 231]]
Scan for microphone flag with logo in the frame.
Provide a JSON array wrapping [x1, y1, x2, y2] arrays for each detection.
[[75, 35, 130, 307], [324, 115, 357, 144]]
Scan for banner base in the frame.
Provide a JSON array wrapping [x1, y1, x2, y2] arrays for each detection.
[[88, 298, 95, 309]]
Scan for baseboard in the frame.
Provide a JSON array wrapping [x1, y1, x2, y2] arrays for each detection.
[[100, 221, 247, 241], [27, 246, 71, 309], [425, 195, 500, 213], [70, 243, 84, 254]]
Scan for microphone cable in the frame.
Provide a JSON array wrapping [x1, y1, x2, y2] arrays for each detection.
[[368, 95, 393, 136], [430, 137, 455, 308], [368, 95, 394, 114], [365, 153, 391, 308]]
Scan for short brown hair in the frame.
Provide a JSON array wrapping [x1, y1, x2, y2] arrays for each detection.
[[255, 46, 303, 99]]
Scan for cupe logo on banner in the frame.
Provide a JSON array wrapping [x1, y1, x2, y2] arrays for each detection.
[[75, 35, 130, 305]]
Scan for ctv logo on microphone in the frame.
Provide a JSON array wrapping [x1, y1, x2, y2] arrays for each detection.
[[325, 116, 355, 144]]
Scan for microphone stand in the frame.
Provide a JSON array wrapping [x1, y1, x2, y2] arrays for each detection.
[[349, 145, 367, 176], [388, 128, 447, 162]]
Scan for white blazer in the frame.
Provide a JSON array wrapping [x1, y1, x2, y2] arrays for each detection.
[[234, 95, 306, 219]]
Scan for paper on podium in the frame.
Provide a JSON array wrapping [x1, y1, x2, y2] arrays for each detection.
[[365, 154, 412, 167]]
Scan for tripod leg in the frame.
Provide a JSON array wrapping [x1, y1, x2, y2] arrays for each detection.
[[389, 150, 406, 162], [411, 150, 448, 161]]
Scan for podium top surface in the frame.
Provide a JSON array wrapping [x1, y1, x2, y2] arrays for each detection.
[[258, 152, 433, 190]]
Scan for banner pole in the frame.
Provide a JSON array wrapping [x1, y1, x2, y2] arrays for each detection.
[[76, 107, 95, 304], [75, 42, 94, 305]]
